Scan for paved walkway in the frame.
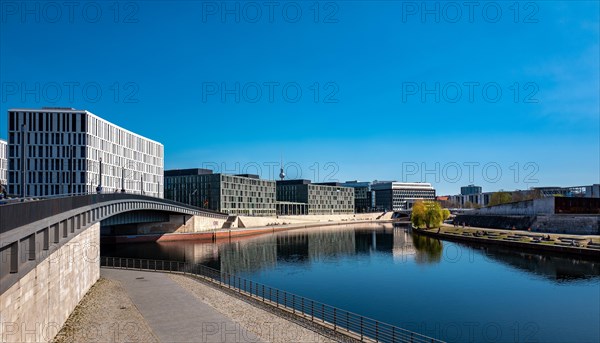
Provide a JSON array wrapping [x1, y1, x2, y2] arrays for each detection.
[[101, 268, 263, 343]]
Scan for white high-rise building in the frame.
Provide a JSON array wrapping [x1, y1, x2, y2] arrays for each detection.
[[0, 139, 7, 191], [7, 108, 164, 197]]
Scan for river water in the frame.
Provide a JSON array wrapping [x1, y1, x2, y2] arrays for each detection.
[[101, 223, 600, 343]]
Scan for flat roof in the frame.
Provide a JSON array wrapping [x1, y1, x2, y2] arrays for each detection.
[[165, 168, 214, 176], [8, 108, 163, 146], [276, 179, 312, 185]]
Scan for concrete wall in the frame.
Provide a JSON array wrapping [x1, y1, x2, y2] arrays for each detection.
[[474, 198, 555, 216], [454, 214, 600, 235], [453, 214, 536, 230], [135, 214, 229, 234], [533, 215, 600, 235], [237, 212, 392, 228], [1, 223, 100, 343]]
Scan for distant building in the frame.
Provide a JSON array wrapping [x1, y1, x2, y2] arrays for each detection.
[[586, 184, 600, 198], [7, 108, 164, 197], [449, 184, 600, 208], [0, 139, 7, 194], [371, 182, 435, 211], [165, 168, 276, 216], [341, 181, 374, 213], [461, 184, 482, 195], [449, 192, 492, 208], [276, 179, 354, 215]]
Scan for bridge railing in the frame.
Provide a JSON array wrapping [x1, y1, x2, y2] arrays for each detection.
[[0, 193, 227, 233], [101, 256, 445, 343]]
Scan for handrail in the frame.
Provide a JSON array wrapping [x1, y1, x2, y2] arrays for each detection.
[[100, 257, 445, 343]]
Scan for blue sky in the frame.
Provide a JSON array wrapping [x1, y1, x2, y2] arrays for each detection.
[[1, 0, 598, 194]]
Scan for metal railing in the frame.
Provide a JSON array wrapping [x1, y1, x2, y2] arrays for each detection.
[[101, 257, 445, 343]]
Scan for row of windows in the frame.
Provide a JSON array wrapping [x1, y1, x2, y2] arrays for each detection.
[[10, 158, 87, 172], [9, 111, 86, 133], [88, 115, 163, 157], [10, 145, 85, 159]]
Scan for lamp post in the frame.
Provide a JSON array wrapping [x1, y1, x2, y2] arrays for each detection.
[[20, 123, 26, 200], [96, 158, 103, 193], [189, 189, 198, 206], [70, 146, 74, 195], [121, 166, 126, 193]]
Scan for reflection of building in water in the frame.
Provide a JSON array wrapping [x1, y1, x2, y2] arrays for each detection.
[[275, 229, 357, 261], [392, 227, 416, 261], [218, 237, 278, 275], [308, 229, 356, 259], [151, 242, 221, 269], [354, 228, 394, 254], [277, 233, 309, 262]]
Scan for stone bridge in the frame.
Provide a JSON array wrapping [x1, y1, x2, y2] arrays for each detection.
[[0, 194, 228, 342]]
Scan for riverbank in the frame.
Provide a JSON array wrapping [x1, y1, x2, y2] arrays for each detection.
[[414, 224, 600, 259], [52, 277, 158, 343], [102, 216, 397, 244], [54, 268, 343, 342]]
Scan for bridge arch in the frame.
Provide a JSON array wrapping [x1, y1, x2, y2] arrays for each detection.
[[0, 194, 227, 294]]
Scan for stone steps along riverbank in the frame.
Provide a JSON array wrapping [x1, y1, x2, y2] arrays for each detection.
[[452, 213, 600, 235], [413, 226, 600, 259]]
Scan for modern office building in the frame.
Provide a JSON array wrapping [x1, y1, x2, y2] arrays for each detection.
[[164, 169, 276, 216], [0, 139, 7, 194], [7, 108, 164, 197], [449, 192, 491, 208], [341, 180, 375, 213], [276, 179, 355, 215], [371, 182, 436, 211], [461, 184, 482, 195]]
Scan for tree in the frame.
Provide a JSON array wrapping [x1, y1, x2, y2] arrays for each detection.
[[411, 201, 427, 228], [489, 191, 512, 206], [442, 208, 451, 221], [424, 202, 443, 229], [411, 201, 446, 229]]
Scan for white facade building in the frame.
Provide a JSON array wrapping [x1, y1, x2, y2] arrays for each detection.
[[0, 139, 7, 191], [372, 181, 436, 211], [7, 108, 164, 197]]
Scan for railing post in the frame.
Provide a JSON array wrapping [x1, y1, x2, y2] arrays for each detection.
[[360, 317, 363, 341], [276, 290, 279, 308], [392, 326, 395, 343], [301, 298, 304, 315], [346, 312, 349, 331], [411, 332, 413, 343], [322, 304, 325, 322], [333, 308, 336, 331], [262, 285, 265, 301], [292, 295, 295, 314], [284, 293, 286, 308], [311, 301, 314, 320], [375, 321, 379, 342]]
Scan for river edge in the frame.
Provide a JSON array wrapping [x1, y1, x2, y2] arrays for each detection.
[[413, 225, 600, 260], [101, 218, 398, 244]]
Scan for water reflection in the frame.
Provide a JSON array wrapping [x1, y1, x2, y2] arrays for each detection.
[[472, 245, 600, 282], [101, 223, 599, 283]]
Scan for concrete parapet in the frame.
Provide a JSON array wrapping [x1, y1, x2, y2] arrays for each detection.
[[0, 224, 100, 343]]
